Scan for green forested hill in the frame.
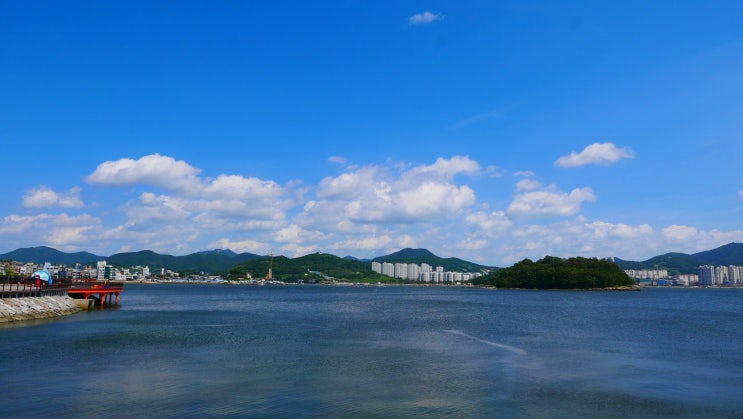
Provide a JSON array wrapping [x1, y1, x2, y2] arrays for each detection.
[[473, 256, 634, 289], [107, 250, 261, 274], [228, 253, 390, 282], [614, 243, 743, 274], [692, 243, 743, 266], [372, 248, 493, 273], [614, 253, 700, 275], [4, 243, 742, 279], [0, 246, 103, 265]]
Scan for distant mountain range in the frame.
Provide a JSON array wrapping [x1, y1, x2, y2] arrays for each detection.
[[229, 249, 493, 282], [229, 252, 378, 282], [2, 243, 742, 277], [0, 246, 261, 274], [106, 250, 261, 274], [614, 243, 743, 274], [372, 248, 493, 273], [0, 246, 492, 277], [0, 246, 104, 266]]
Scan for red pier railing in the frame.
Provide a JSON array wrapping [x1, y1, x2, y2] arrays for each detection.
[[1, 279, 125, 308], [67, 280, 125, 306]]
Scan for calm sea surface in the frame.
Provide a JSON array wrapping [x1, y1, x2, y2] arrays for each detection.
[[1, 284, 742, 418]]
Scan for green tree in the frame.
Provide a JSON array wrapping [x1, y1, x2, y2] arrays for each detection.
[[2, 260, 16, 283], [473, 256, 633, 289]]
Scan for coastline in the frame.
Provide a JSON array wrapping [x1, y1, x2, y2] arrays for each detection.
[[0, 296, 82, 323]]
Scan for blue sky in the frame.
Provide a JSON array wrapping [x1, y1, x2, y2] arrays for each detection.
[[1, 1, 742, 265]]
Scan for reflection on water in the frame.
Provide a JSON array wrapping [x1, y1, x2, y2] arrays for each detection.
[[1, 285, 742, 418]]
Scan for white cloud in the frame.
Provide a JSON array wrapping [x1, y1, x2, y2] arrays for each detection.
[[739, 189, 743, 198], [329, 235, 393, 251], [586, 220, 654, 239], [392, 182, 475, 219], [275, 224, 330, 243], [462, 214, 743, 266], [465, 211, 512, 237], [317, 167, 380, 200], [328, 156, 347, 165], [662, 225, 699, 241], [122, 192, 289, 236], [409, 11, 444, 25], [341, 180, 475, 224], [126, 193, 192, 222], [485, 165, 503, 178], [397, 234, 417, 248], [88, 155, 287, 205], [208, 238, 268, 255], [456, 238, 488, 251], [81, 155, 480, 256], [0, 213, 100, 235], [507, 186, 596, 219], [22, 186, 83, 209], [10, 153, 743, 265], [408, 155, 480, 180], [555, 142, 635, 168], [86, 154, 203, 193], [305, 156, 478, 229], [515, 179, 541, 191], [501, 217, 656, 263], [0, 213, 105, 253], [83, 154, 296, 253], [281, 243, 320, 257], [514, 171, 535, 177], [203, 175, 284, 201]]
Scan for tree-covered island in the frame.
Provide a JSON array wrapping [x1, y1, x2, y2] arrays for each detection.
[[472, 256, 635, 289]]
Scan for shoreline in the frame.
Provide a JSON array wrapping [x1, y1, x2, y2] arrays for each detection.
[[0, 296, 82, 323]]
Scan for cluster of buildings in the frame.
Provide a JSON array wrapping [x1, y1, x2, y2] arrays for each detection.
[[623, 269, 680, 285], [624, 265, 743, 286], [623, 269, 669, 282], [94, 261, 155, 281], [2, 260, 161, 281], [371, 261, 482, 283], [624, 269, 699, 286], [698, 265, 743, 286]]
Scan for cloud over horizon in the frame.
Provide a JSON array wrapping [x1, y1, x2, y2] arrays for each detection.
[[409, 11, 444, 25], [2, 153, 743, 264], [22, 186, 84, 209], [300, 156, 479, 229], [507, 186, 596, 219], [555, 142, 635, 168]]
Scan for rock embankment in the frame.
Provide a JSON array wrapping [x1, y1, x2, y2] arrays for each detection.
[[0, 296, 82, 322]]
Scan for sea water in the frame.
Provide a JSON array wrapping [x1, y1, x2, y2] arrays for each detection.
[[1, 284, 742, 418]]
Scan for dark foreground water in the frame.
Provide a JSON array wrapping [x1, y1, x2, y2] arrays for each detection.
[[2, 285, 742, 418]]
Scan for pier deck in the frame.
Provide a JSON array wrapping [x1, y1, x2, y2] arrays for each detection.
[[67, 280, 125, 306], [1, 280, 124, 307]]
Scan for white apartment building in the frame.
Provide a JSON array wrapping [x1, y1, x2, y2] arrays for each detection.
[[406, 264, 420, 281], [624, 269, 668, 280], [96, 261, 108, 281], [372, 262, 480, 283], [394, 263, 408, 279], [382, 262, 394, 277], [699, 265, 743, 286], [672, 274, 698, 286], [728, 265, 741, 284], [371, 262, 382, 274]]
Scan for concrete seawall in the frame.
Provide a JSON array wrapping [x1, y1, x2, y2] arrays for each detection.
[[0, 296, 83, 323]]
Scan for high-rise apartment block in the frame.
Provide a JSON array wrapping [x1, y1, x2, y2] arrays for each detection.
[[699, 265, 742, 286], [371, 262, 482, 283]]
